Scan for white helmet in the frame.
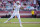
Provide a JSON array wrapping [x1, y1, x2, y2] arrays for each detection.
[[16, 1, 20, 3]]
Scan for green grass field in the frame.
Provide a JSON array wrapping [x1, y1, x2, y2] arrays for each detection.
[[0, 18, 40, 27]]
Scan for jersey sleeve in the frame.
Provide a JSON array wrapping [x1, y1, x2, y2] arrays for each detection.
[[19, 5, 21, 8]]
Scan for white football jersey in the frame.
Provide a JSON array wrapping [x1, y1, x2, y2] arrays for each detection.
[[13, 4, 21, 13]]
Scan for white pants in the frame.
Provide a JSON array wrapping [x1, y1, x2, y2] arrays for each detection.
[[6, 12, 22, 26]]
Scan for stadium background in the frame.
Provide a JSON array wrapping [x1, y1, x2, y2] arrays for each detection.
[[0, 0, 40, 18], [0, 0, 40, 27]]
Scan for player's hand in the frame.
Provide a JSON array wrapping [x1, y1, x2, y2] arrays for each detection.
[[20, 7, 24, 9]]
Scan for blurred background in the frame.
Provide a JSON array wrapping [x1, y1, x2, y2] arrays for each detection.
[[0, 0, 40, 27], [0, 0, 40, 18]]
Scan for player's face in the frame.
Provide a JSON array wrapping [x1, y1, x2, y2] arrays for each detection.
[[17, 3, 19, 5]]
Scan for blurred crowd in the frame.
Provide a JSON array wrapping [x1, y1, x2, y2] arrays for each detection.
[[0, 0, 40, 11]]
